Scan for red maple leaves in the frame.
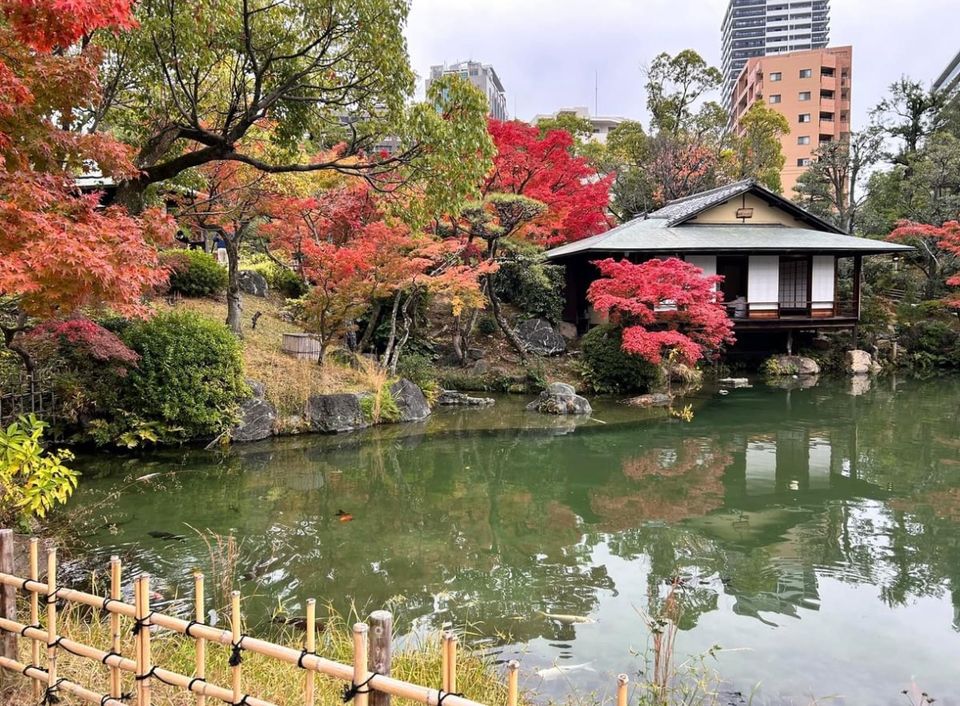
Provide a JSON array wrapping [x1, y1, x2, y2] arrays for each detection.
[[888, 220, 960, 307], [587, 257, 735, 365]]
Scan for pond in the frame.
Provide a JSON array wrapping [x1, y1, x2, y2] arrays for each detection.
[[68, 376, 960, 705]]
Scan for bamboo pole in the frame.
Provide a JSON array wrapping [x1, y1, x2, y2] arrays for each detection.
[[352, 622, 370, 706], [231, 590, 242, 706], [142, 575, 153, 706], [45, 547, 58, 703], [616, 673, 629, 706], [446, 634, 458, 695], [304, 599, 316, 706], [134, 577, 143, 706], [29, 539, 40, 702], [440, 633, 450, 693], [109, 556, 121, 700], [0, 573, 486, 706], [0, 657, 128, 706], [194, 571, 207, 706], [506, 660, 519, 706]]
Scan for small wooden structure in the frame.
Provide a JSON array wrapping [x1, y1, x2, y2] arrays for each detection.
[[281, 333, 322, 360]]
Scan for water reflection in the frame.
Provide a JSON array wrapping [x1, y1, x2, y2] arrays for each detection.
[[70, 377, 960, 703]]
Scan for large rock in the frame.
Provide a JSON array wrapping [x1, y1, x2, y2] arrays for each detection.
[[764, 355, 820, 377], [526, 382, 592, 415], [230, 379, 276, 442], [389, 379, 431, 422], [557, 321, 578, 341], [238, 270, 268, 297], [846, 349, 878, 375], [437, 390, 495, 406], [515, 318, 566, 356], [305, 393, 369, 433]]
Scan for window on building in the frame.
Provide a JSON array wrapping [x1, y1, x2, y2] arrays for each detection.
[[799, 113, 811, 123], [820, 111, 834, 121], [821, 66, 836, 77], [798, 136, 811, 145], [799, 68, 812, 78], [799, 91, 811, 101], [770, 72, 782, 81], [797, 158, 811, 167], [769, 94, 782, 104]]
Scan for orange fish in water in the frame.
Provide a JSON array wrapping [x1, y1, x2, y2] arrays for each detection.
[[336, 509, 353, 523]]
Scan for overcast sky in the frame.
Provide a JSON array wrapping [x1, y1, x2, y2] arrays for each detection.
[[406, 0, 958, 131]]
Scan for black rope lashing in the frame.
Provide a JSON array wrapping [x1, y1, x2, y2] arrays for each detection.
[[437, 689, 465, 705], [100, 693, 133, 706], [228, 635, 247, 667], [40, 677, 66, 705], [131, 611, 155, 636], [184, 620, 204, 638], [135, 665, 179, 688], [101, 597, 119, 613], [46, 636, 64, 650], [20, 578, 32, 593], [297, 649, 315, 669], [48, 636, 88, 660], [45, 588, 63, 606], [20, 623, 41, 636], [100, 650, 121, 665], [341, 672, 378, 703], [187, 677, 206, 693], [233, 696, 251, 706]]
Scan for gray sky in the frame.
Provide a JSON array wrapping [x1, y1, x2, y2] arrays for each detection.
[[406, 0, 959, 131]]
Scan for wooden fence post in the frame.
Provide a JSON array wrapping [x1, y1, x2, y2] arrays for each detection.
[[352, 622, 370, 706], [46, 547, 58, 701], [367, 610, 392, 706], [506, 660, 519, 706], [194, 571, 206, 706], [109, 556, 121, 701], [29, 538, 40, 702], [0, 530, 15, 661], [304, 599, 316, 706]]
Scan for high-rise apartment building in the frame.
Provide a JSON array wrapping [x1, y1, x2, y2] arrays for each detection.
[[730, 46, 852, 195], [426, 61, 508, 121], [934, 51, 960, 95], [721, 0, 831, 110]]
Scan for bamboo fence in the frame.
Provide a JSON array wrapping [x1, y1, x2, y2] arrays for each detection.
[[0, 530, 633, 706]]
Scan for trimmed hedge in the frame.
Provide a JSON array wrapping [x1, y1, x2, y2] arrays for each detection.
[[162, 249, 228, 297]]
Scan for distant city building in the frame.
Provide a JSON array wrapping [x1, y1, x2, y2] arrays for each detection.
[[730, 45, 852, 195], [934, 50, 960, 95], [427, 61, 508, 121], [532, 106, 628, 144], [721, 0, 831, 111]]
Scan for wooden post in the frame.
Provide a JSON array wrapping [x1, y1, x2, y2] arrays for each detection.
[[109, 556, 121, 700], [367, 610, 392, 706], [617, 673, 629, 706], [304, 599, 316, 706], [45, 548, 58, 702], [0, 530, 16, 661], [853, 254, 863, 321], [231, 590, 242, 706], [506, 660, 519, 706], [440, 633, 450, 693], [352, 622, 370, 706], [194, 571, 206, 706], [29, 539, 40, 702]]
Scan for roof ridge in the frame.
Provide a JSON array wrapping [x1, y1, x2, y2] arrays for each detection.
[[659, 179, 753, 208]]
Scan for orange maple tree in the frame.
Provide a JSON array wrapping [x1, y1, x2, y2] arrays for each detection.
[[887, 220, 960, 307], [0, 0, 173, 371]]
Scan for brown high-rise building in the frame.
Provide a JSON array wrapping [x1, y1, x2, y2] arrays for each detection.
[[730, 46, 852, 197]]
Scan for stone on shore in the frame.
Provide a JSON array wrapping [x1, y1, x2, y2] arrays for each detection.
[[846, 349, 881, 375], [515, 318, 566, 356], [229, 379, 276, 442], [526, 382, 592, 415], [437, 390, 496, 406], [305, 393, 369, 433], [764, 355, 821, 377], [389, 379, 431, 422]]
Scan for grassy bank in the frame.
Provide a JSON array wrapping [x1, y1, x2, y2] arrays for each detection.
[[1, 602, 518, 706]]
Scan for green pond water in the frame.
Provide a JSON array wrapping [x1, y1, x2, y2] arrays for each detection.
[[68, 376, 960, 705]]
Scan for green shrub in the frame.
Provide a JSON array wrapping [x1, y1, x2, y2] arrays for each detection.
[[0, 414, 77, 527], [494, 256, 565, 321], [579, 324, 660, 393], [120, 311, 248, 440], [360, 384, 401, 424], [476, 316, 497, 336], [162, 249, 228, 297], [897, 319, 960, 370], [243, 260, 308, 299]]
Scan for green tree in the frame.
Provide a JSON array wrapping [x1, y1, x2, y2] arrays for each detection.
[[871, 78, 948, 167], [793, 130, 884, 233], [725, 101, 789, 192], [87, 0, 491, 215], [644, 49, 724, 138]]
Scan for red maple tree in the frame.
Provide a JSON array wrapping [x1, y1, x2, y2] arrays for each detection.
[[0, 0, 173, 371], [587, 257, 735, 365], [887, 220, 960, 307], [485, 119, 612, 246]]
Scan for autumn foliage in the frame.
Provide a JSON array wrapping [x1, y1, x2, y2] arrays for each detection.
[[887, 220, 960, 307], [587, 257, 735, 365], [485, 119, 611, 246]]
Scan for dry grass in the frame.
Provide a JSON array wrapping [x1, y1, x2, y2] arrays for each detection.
[[0, 602, 518, 706], [156, 296, 375, 417]]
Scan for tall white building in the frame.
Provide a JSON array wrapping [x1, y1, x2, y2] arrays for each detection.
[[532, 107, 628, 144], [426, 61, 508, 121], [721, 0, 831, 110]]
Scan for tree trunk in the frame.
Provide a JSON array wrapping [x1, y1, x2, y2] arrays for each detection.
[[381, 293, 402, 369], [225, 240, 243, 337], [112, 178, 148, 215], [387, 292, 418, 375], [1, 322, 34, 376], [487, 274, 528, 362], [358, 300, 383, 354]]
